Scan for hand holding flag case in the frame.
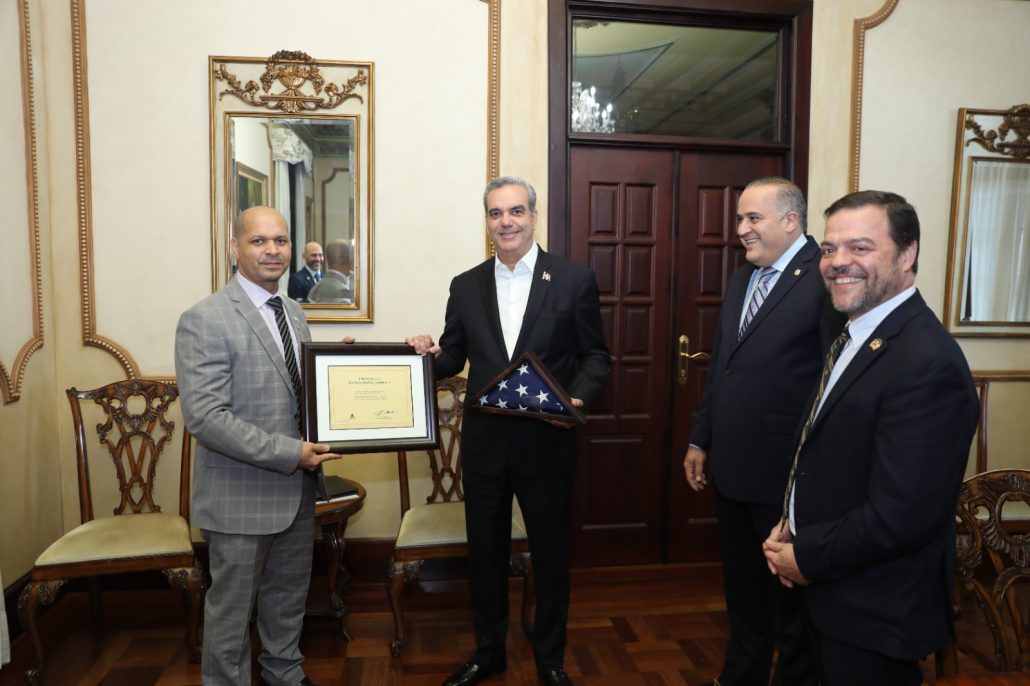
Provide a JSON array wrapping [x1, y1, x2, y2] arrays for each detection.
[[466, 352, 586, 426]]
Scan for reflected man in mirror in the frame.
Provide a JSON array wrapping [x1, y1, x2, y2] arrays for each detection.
[[175, 206, 340, 686], [287, 241, 323, 302], [407, 176, 610, 686], [684, 177, 844, 686], [307, 239, 354, 304], [764, 191, 979, 685]]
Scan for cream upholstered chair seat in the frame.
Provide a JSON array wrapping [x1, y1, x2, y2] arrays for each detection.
[[18, 380, 205, 686], [396, 501, 528, 549], [387, 377, 535, 656], [35, 512, 193, 567]]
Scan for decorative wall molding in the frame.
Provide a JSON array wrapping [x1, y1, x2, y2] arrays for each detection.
[[68, 0, 157, 378], [964, 104, 1030, 160], [848, 0, 900, 193], [483, 0, 501, 256], [213, 50, 369, 114], [1, 0, 45, 404]]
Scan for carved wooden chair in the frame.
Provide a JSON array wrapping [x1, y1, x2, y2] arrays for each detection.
[[386, 376, 534, 656], [951, 469, 1030, 673], [18, 379, 206, 685]]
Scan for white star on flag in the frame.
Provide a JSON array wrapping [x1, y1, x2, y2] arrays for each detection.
[[517, 363, 529, 375], [536, 390, 550, 404], [479, 396, 489, 405], [496, 399, 508, 409], [516, 384, 528, 396], [497, 379, 508, 390]]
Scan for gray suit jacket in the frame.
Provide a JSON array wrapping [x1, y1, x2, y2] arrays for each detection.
[[174, 276, 311, 535]]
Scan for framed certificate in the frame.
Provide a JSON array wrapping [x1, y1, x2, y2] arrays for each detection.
[[301, 342, 438, 453]]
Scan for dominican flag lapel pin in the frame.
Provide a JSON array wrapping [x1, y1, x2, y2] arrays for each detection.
[[542, 271, 551, 281]]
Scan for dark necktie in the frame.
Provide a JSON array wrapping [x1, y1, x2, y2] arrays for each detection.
[[313, 271, 321, 283], [781, 327, 852, 519], [739, 267, 777, 339], [267, 295, 303, 407]]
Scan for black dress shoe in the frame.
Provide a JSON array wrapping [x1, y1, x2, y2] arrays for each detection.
[[539, 666, 573, 685], [442, 658, 507, 686]]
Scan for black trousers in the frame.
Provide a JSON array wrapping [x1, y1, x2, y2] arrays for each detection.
[[462, 466, 574, 673], [715, 490, 817, 686], [812, 630, 923, 686]]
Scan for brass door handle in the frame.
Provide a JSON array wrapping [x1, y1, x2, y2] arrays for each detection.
[[678, 334, 710, 385]]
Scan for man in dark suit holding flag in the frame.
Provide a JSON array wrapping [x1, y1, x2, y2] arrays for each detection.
[[408, 176, 610, 686]]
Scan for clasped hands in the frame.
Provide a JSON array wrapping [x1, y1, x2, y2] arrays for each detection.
[[763, 519, 809, 588]]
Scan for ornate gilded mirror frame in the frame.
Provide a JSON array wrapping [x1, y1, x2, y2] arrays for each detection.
[[210, 50, 374, 322], [943, 104, 1030, 338]]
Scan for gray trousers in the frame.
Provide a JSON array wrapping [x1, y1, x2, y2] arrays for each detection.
[[201, 479, 315, 686]]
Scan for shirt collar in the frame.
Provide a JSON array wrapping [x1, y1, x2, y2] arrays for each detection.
[[846, 285, 918, 347], [494, 242, 539, 275], [305, 265, 320, 277], [236, 272, 283, 309], [768, 233, 808, 273]]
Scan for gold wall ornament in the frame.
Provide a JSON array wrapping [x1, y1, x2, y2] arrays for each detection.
[[1, 0, 46, 404], [848, 0, 900, 193], [965, 104, 1030, 161], [214, 50, 369, 114]]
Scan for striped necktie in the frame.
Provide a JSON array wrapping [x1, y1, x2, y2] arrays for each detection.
[[267, 296, 303, 404], [739, 267, 777, 339], [781, 327, 851, 519]]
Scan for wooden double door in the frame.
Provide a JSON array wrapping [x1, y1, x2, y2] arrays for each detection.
[[568, 144, 788, 565]]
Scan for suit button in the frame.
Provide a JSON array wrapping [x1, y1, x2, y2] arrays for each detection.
[[725, 369, 732, 376], [798, 471, 807, 477]]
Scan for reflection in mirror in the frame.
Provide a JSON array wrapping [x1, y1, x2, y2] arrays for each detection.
[[945, 105, 1030, 336], [210, 51, 373, 322], [228, 116, 357, 303]]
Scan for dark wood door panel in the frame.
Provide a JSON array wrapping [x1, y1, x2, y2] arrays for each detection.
[[667, 151, 786, 562], [570, 146, 674, 566]]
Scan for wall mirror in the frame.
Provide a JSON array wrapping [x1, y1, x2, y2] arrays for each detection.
[[210, 51, 374, 322], [944, 104, 1030, 337]]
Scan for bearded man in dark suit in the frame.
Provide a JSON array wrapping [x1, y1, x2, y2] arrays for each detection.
[[684, 177, 842, 686], [764, 190, 979, 685], [408, 176, 610, 686]]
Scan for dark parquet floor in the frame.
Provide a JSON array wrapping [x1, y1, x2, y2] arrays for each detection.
[[0, 562, 1025, 685]]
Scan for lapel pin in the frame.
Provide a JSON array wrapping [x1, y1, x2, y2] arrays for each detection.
[[869, 338, 883, 351], [542, 271, 551, 281], [793, 268, 802, 276]]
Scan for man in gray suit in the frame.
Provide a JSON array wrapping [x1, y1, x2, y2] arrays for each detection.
[[175, 206, 341, 686]]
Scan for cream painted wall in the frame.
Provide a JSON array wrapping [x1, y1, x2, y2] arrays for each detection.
[[3, 0, 1027, 586], [809, 0, 1030, 373]]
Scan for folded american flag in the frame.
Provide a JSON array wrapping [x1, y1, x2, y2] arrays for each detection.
[[467, 352, 585, 425]]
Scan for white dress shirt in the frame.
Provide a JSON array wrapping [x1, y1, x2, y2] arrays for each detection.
[[236, 273, 301, 369], [737, 232, 808, 330], [495, 242, 538, 360]]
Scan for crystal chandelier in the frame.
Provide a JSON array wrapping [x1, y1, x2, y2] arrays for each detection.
[[571, 81, 615, 133]]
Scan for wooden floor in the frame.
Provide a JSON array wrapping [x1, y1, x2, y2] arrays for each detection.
[[0, 562, 1025, 685]]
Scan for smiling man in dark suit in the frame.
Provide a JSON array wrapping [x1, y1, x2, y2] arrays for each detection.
[[408, 176, 610, 686], [684, 177, 841, 686], [287, 241, 323, 302], [764, 190, 979, 685]]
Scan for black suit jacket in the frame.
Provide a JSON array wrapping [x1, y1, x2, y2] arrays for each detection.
[[287, 269, 318, 301], [793, 291, 979, 660], [434, 247, 610, 477], [689, 236, 844, 504]]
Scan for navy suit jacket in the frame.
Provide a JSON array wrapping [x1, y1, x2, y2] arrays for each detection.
[[287, 269, 318, 301], [689, 236, 844, 504], [434, 247, 610, 477], [793, 291, 979, 660]]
